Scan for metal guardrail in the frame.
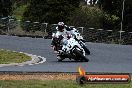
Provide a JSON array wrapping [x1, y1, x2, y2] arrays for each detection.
[[0, 17, 132, 44]]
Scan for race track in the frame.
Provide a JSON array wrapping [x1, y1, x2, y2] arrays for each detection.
[[0, 35, 132, 73]]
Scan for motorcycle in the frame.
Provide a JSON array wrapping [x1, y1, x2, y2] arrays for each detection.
[[57, 37, 89, 62], [51, 27, 90, 55]]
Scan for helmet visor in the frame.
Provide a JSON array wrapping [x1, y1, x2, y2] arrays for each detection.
[[58, 25, 64, 31]]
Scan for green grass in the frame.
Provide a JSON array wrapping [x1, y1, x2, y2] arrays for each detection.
[[13, 4, 28, 20], [0, 80, 131, 88], [0, 50, 31, 64]]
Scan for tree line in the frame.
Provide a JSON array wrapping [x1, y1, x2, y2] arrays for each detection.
[[0, 0, 132, 32]]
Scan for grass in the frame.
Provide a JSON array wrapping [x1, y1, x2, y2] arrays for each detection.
[[0, 80, 131, 88], [0, 49, 31, 64]]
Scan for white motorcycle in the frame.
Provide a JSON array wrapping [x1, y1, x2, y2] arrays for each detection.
[[57, 37, 89, 62]]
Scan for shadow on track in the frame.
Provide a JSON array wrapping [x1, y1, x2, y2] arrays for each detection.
[[51, 60, 88, 63]]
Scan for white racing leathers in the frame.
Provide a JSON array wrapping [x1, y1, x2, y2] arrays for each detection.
[[51, 28, 70, 51], [55, 29, 68, 38], [53, 27, 78, 39]]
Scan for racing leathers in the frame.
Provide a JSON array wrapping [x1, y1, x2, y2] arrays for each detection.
[[51, 27, 77, 51]]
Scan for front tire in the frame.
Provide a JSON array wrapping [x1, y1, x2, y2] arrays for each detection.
[[73, 49, 89, 62], [57, 56, 65, 62]]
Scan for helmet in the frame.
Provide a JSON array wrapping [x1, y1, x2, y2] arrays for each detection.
[[58, 22, 64, 32]]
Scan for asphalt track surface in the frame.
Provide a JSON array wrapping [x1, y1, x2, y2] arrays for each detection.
[[0, 35, 132, 73]]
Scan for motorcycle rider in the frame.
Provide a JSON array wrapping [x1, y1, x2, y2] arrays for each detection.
[[55, 22, 67, 38], [51, 22, 76, 51], [51, 22, 89, 55]]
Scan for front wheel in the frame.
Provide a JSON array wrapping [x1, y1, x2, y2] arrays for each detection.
[[73, 49, 89, 62], [57, 56, 65, 62]]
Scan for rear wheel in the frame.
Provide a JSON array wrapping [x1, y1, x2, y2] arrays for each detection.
[[82, 46, 90, 55]]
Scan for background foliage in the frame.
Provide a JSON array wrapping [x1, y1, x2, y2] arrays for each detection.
[[22, 0, 80, 24], [0, 0, 132, 44], [67, 6, 103, 29], [0, 0, 12, 17]]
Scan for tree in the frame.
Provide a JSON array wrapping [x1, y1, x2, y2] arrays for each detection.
[[97, 0, 113, 13], [97, 0, 132, 32], [22, 0, 79, 24], [0, 0, 12, 17], [97, 0, 122, 31], [124, 0, 132, 32], [68, 6, 104, 28], [67, 0, 80, 7]]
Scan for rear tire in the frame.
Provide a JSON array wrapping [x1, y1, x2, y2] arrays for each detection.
[[82, 46, 90, 55]]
